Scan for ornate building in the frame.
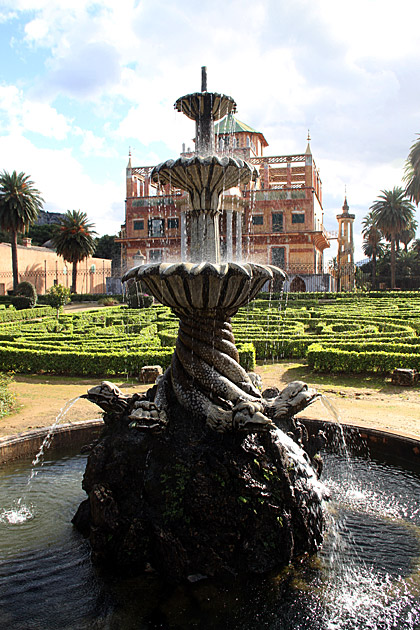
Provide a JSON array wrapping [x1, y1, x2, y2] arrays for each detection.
[[118, 116, 335, 292]]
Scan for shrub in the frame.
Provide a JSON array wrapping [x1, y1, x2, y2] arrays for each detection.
[[126, 280, 153, 309], [46, 284, 71, 316], [0, 372, 15, 418], [11, 296, 33, 310], [15, 281, 37, 308]]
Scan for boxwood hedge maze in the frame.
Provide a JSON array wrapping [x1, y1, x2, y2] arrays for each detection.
[[0, 293, 420, 377]]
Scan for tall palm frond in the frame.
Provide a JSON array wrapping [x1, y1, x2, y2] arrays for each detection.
[[52, 210, 97, 292], [0, 170, 44, 290], [361, 210, 384, 289], [404, 134, 420, 205], [398, 217, 418, 251]]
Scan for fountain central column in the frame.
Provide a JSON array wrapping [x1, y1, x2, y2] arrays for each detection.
[[151, 67, 253, 264], [189, 207, 221, 263]]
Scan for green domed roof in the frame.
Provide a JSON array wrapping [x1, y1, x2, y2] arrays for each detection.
[[214, 114, 268, 146]]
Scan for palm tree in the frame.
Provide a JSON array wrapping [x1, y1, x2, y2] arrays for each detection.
[[398, 217, 418, 251], [361, 210, 384, 289], [396, 250, 418, 280], [370, 187, 415, 289], [404, 135, 420, 205], [0, 170, 44, 291], [52, 210, 97, 293], [411, 238, 420, 257]]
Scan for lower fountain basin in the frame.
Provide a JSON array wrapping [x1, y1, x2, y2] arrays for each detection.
[[122, 261, 286, 318], [1, 426, 419, 630]]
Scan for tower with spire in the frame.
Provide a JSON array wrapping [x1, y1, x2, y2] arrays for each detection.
[[336, 195, 355, 291]]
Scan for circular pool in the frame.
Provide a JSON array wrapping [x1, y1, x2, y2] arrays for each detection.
[[0, 435, 419, 629]]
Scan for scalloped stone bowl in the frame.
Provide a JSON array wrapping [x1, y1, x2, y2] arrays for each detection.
[[151, 155, 258, 214], [174, 92, 236, 121], [122, 261, 286, 318]]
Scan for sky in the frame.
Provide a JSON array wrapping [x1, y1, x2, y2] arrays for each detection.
[[0, 0, 419, 263]]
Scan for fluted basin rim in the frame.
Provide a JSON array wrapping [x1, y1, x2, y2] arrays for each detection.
[[122, 261, 287, 284], [151, 154, 258, 183], [174, 92, 237, 121], [123, 262, 287, 318]]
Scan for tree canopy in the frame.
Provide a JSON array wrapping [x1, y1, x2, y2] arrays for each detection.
[[52, 210, 97, 293], [369, 187, 415, 289], [0, 170, 44, 291], [404, 134, 420, 205]]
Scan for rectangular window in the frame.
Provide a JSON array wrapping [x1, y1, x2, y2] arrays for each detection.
[[292, 213, 305, 224], [149, 250, 162, 262], [133, 220, 144, 230], [252, 215, 264, 226], [167, 217, 179, 229], [148, 218, 164, 237], [272, 247, 285, 267], [272, 213, 283, 232]]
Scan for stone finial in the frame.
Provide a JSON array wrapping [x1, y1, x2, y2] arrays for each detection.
[[305, 130, 312, 155], [201, 66, 207, 92]]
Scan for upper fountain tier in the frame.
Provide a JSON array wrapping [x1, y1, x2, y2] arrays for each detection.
[[174, 66, 237, 155], [150, 67, 258, 263]]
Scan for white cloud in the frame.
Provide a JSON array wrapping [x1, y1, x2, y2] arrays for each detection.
[[0, 85, 71, 139], [317, 0, 420, 62], [74, 128, 118, 157], [1, 0, 419, 259], [0, 134, 122, 235], [24, 17, 49, 42]]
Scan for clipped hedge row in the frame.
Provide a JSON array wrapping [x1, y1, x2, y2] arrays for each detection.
[[0, 342, 255, 376], [0, 346, 174, 376], [307, 343, 420, 374], [259, 290, 420, 302], [0, 306, 54, 323], [1, 294, 420, 376]]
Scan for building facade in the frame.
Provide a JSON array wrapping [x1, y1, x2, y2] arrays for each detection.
[[118, 116, 334, 292], [0, 239, 112, 295]]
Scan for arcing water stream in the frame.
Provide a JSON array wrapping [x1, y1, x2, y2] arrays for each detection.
[[0, 396, 81, 526]]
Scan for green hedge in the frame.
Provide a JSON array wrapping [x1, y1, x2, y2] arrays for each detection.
[[0, 346, 174, 376], [307, 343, 420, 374], [0, 306, 54, 322], [1, 295, 420, 376], [0, 342, 255, 376]]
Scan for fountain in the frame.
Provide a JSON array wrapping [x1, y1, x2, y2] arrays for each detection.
[[73, 68, 328, 581], [1, 70, 420, 630]]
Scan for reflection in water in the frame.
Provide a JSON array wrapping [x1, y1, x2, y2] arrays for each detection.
[[0, 447, 419, 629]]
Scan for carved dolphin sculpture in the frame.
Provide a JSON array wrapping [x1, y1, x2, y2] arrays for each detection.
[[264, 381, 321, 424], [81, 381, 132, 414]]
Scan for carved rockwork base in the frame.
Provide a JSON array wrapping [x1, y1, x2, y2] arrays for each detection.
[[74, 380, 326, 582]]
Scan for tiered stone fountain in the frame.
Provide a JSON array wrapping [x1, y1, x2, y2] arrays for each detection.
[[74, 69, 327, 581]]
